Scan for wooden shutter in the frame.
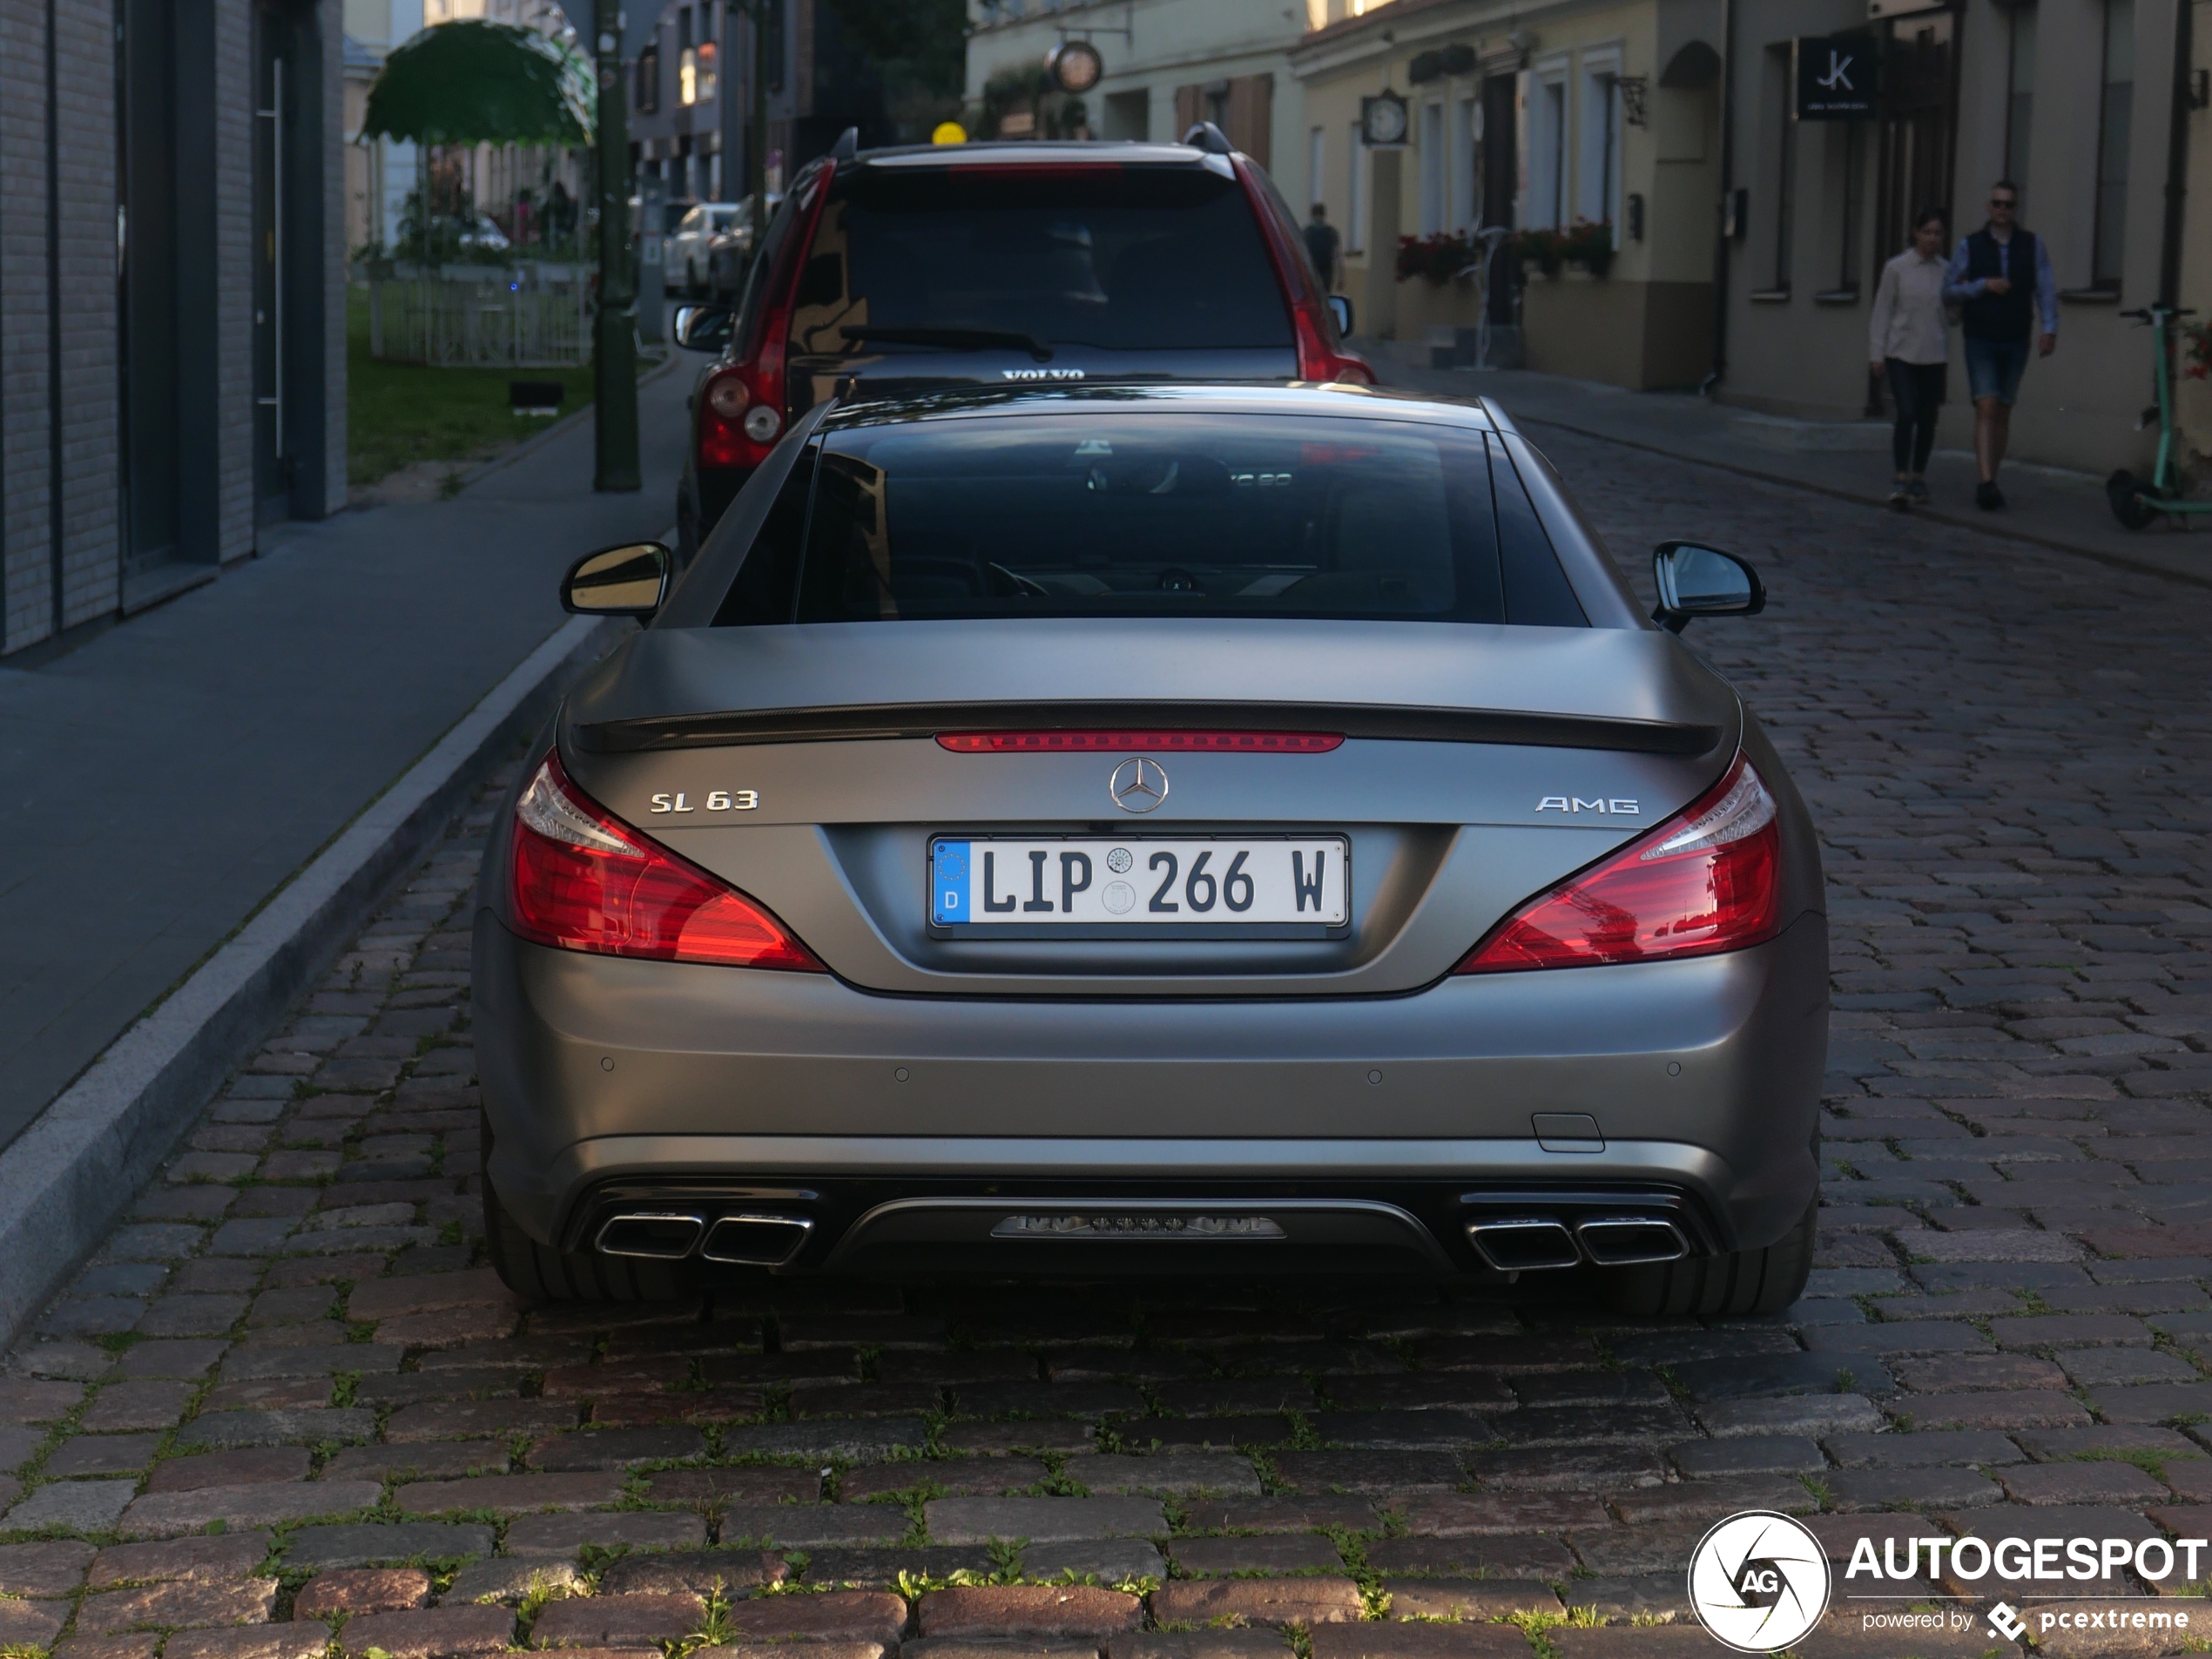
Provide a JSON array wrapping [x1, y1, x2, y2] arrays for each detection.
[[1174, 84, 1203, 141], [1226, 73, 1273, 167]]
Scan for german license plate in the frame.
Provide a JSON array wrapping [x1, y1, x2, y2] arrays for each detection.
[[930, 837, 1349, 927]]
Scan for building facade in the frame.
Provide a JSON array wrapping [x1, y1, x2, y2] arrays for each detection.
[[966, 0, 1332, 192], [1294, 0, 1722, 388], [1718, 0, 2186, 475], [1290, 0, 2201, 477], [2, 0, 347, 659]]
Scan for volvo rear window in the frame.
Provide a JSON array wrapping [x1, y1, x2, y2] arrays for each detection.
[[790, 166, 1294, 355], [712, 414, 1589, 628]]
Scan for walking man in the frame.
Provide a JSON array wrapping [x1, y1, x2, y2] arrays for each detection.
[[1945, 180, 2056, 509], [1304, 203, 1342, 293]]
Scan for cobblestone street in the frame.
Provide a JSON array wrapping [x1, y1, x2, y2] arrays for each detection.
[[10, 434, 2212, 1659]]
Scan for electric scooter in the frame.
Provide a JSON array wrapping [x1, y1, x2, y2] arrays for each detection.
[[2107, 305, 2212, 529]]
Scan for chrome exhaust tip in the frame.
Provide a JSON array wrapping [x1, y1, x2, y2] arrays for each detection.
[[1577, 1217, 1689, 1266], [594, 1212, 706, 1259], [1466, 1217, 1580, 1272], [700, 1213, 814, 1266]]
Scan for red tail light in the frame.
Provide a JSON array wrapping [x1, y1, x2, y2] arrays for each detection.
[[696, 164, 836, 475], [1455, 755, 1783, 973], [508, 752, 824, 972], [938, 731, 1343, 753], [1233, 158, 1374, 386]]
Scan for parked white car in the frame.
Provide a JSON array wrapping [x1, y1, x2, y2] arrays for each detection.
[[666, 202, 747, 295]]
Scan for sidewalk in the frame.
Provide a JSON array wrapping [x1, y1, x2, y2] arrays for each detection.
[[0, 355, 694, 1157], [1360, 347, 2212, 590]]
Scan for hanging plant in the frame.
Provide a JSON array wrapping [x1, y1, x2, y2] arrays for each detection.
[[1509, 227, 1563, 278], [1394, 231, 1479, 287]]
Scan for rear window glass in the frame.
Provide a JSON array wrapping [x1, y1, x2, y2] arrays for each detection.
[[792, 166, 1293, 355], [711, 412, 1588, 628]]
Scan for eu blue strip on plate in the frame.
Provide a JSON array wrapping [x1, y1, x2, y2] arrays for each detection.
[[934, 840, 970, 925]]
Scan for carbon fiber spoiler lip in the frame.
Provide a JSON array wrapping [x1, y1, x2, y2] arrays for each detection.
[[569, 700, 1725, 758]]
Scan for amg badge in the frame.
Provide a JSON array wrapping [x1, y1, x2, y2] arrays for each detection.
[[1536, 796, 1641, 815]]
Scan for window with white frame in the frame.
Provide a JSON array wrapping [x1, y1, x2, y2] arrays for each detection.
[[1346, 123, 1365, 251], [1419, 101, 1446, 234], [1525, 62, 1568, 229], [1451, 96, 1477, 230], [1576, 49, 1622, 239]]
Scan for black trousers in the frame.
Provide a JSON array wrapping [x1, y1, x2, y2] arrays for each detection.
[[1885, 358, 1946, 473]]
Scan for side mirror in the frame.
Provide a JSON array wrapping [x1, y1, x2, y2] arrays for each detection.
[[563, 542, 671, 617], [1327, 293, 1354, 335], [673, 303, 733, 353], [1651, 541, 1765, 633]]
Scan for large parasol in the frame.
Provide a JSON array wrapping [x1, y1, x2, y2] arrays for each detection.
[[362, 19, 595, 147]]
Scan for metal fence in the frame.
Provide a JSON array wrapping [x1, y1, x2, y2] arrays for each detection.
[[366, 264, 589, 367]]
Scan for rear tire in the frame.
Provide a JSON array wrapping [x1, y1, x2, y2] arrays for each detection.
[[2108, 469, 2159, 530], [481, 1113, 685, 1304], [1602, 1199, 1816, 1318]]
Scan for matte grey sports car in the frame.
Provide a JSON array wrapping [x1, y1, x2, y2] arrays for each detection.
[[475, 383, 1826, 1316]]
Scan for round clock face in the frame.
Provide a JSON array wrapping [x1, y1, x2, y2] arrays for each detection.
[[1049, 40, 1104, 96], [1364, 96, 1407, 145]]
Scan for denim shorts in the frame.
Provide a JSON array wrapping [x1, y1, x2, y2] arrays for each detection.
[[1966, 335, 2032, 406]]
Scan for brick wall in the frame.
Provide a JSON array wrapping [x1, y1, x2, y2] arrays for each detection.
[[215, 0, 257, 562], [54, 0, 119, 632], [0, 0, 347, 658], [0, 0, 53, 654]]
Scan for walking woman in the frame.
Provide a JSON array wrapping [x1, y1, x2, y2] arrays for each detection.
[[1869, 208, 1951, 509]]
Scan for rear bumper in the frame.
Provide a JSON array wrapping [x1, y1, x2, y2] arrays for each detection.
[[550, 1142, 1737, 1278], [475, 908, 1827, 1271]]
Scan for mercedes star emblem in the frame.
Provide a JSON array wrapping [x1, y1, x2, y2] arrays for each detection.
[[1109, 757, 1168, 813]]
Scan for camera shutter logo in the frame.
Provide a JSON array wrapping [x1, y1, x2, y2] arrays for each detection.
[[1687, 1511, 1831, 1653]]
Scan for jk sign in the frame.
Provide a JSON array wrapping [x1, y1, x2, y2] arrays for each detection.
[[1796, 33, 1878, 119]]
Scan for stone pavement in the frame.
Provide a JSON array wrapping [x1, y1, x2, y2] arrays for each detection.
[[1366, 348, 2212, 594], [10, 433, 2212, 1657]]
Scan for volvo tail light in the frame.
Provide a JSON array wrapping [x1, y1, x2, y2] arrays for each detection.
[[1456, 756, 1783, 973], [508, 752, 823, 972], [1234, 159, 1374, 386], [695, 165, 835, 475]]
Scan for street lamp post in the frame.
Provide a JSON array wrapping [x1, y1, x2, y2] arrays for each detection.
[[719, 0, 772, 252], [592, 0, 641, 491]]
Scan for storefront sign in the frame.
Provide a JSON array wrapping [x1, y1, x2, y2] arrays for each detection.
[[1796, 32, 1878, 118]]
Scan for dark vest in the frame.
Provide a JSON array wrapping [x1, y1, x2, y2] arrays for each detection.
[[1960, 226, 2038, 342]]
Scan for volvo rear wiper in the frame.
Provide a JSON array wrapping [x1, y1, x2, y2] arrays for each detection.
[[841, 325, 1053, 362]]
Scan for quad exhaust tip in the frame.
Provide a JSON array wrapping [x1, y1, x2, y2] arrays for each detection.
[[1465, 1217, 1581, 1273], [592, 1210, 813, 1266], [1576, 1217, 1689, 1266], [702, 1214, 814, 1266], [595, 1212, 705, 1259], [1465, 1215, 1689, 1271]]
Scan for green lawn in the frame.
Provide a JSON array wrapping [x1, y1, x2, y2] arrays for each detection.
[[347, 286, 598, 487]]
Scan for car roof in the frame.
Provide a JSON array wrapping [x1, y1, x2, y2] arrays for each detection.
[[853, 140, 1219, 172], [817, 381, 1499, 433]]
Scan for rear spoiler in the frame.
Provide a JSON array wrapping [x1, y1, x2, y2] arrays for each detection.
[[571, 700, 1723, 758]]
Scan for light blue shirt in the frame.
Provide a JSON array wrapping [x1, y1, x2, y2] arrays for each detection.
[[1944, 231, 2058, 337]]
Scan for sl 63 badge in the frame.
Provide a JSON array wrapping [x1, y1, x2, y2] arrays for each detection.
[[648, 791, 759, 813]]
